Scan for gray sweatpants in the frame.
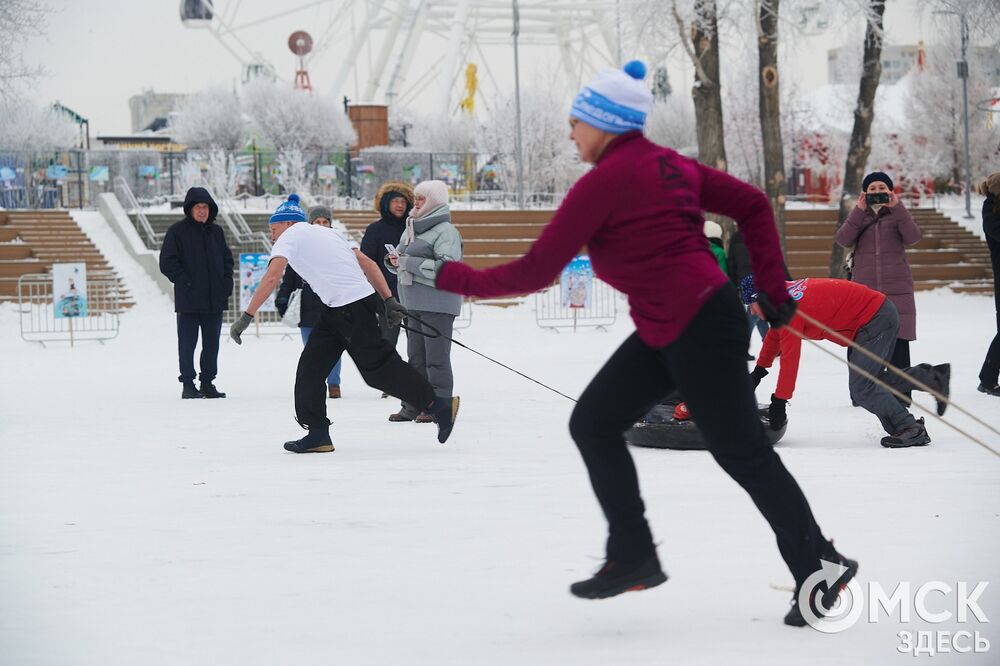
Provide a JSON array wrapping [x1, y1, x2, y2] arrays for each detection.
[[399, 310, 456, 418], [848, 300, 937, 434]]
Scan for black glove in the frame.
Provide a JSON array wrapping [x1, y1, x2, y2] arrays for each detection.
[[229, 312, 253, 345], [750, 365, 769, 390], [383, 297, 408, 328], [758, 292, 797, 328], [768, 395, 788, 431]]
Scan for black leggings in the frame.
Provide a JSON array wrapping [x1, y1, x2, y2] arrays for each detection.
[[569, 283, 828, 586]]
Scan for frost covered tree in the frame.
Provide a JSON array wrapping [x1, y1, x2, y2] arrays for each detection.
[[171, 86, 248, 197], [645, 95, 697, 152], [0, 0, 47, 103], [479, 85, 584, 198], [0, 100, 79, 150], [242, 79, 356, 198]]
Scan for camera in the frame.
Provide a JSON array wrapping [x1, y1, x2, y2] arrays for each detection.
[[865, 192, 891, 205]]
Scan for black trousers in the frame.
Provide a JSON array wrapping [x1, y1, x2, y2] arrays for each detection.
[[176, 312, 223, 383], [981, 311, 1000, 387], [294, 293, 435, 429], [568, 284, 828, 586]]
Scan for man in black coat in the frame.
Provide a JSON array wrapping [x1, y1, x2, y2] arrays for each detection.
[[360, 180, 414, 352], [978, 175, 1000, 396], [159, 187, 234, 399]]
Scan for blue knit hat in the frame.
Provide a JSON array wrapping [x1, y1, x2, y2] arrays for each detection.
[[570, 60, 653, 134], [739, 275, 758, 305], [862, 171, 894, 192], [269, 193, 307, 224]]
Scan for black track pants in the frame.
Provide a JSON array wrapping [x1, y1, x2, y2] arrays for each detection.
[[568, 283, 828, 586], [294, 294, 435, 429]]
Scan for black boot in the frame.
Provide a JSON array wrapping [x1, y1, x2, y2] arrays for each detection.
[[429, 396, 460, 444], [784, 543, 859, 627], [880, 417, 931, 448], [932, 363, 950, 416], [199, 382, 226, 399], [283, 427, 334, 453], [570, 554, 668, 600], [181, 382, 203, 399], [978, 382, 1000, 397]]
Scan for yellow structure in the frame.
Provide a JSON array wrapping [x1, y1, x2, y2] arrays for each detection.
[[458, 63, 477, 115]]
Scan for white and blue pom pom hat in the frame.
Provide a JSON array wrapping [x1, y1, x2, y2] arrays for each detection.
[[269, 193, 307, 224], [570, 60, 654, 134]]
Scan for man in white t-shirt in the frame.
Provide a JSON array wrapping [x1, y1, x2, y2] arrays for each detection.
[[229, 194, 460, 452]]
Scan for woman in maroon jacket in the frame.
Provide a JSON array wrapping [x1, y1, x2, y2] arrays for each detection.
[[835, 172, 921, 387], [436, 61, 855, 626]]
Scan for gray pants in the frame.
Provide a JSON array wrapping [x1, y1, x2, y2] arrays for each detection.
[[400, 310, 456, 418], [849, 300, 937, 434]]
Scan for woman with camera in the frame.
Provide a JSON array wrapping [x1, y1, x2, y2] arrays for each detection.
[[835, 171, 922, 399]]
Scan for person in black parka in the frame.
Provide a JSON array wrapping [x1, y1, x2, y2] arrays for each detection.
[[360, 180, 414, 353], [978, 173, 1000, 397], [159, 187, 234, 399]]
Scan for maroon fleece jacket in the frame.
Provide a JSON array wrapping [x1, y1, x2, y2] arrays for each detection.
[[437, 132, 789, 348]]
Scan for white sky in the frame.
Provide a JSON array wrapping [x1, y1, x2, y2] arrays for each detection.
[[19, 0, 969, 136]]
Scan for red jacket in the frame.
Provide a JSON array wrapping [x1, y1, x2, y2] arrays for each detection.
[[437, 132, 789, 348], [757, 278, 887, 400]]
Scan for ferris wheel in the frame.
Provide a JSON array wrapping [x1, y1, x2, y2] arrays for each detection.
[[180, 0, 621, 115]]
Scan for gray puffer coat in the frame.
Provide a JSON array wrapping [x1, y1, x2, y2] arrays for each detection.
[[835, 203, 921, 340], [385, 204, 464, 316]]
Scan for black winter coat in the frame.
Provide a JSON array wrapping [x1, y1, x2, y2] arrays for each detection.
[[275, 265, 324, 328], [360, 213, 407, 299], [726, 231, 753, 285], [158, 187, 234, 313], [984, 194, 1000, 312]]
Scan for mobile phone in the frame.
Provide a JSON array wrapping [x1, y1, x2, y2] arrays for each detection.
[[865, 192, 891, 205], [384, 243, 399, 257]]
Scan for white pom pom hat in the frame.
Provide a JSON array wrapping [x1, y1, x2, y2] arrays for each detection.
[[570, 60, 654, 134]]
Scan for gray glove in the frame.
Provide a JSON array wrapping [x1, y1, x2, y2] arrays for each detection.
[[229, 312, 253, 344], [383, 297, 408, 328]]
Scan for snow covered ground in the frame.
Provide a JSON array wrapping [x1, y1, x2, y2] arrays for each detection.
[[1, 212, 997, 665]]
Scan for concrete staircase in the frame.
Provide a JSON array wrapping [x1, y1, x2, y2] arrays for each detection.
[[785, 208, 993, 293], [0, 210, 134, 308]]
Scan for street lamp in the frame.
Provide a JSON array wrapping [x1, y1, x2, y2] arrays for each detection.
[[935, 8, 974, 219], [512, 0, 525, 209]]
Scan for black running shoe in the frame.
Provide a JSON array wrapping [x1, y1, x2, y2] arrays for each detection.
[[880, 417, 931, 448], [570, 554, 668, 600], [283, 428, 334, 453], [978, 382, 1000, 397], [785, 544, 859, 627], [430, 396, 460, 443]]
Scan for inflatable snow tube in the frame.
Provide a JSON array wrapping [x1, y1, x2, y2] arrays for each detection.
[[625, 403, 787, 450]]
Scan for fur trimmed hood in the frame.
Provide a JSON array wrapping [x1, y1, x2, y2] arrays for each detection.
[[373, 180, 415, 214]]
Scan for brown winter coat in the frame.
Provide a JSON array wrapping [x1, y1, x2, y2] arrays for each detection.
[[835, 203, 922, 340]]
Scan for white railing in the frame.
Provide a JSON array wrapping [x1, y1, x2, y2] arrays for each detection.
[[113, 176, 162, 247]]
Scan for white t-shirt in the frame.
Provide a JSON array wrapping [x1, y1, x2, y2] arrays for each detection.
[[270, 223, 375, 308]]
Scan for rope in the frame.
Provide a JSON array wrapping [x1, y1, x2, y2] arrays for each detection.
[[782, 311, 999, 458]]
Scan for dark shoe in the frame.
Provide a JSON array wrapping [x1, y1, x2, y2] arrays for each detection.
[[430, 396, 460, 443], [880, 417, 931, 448], [570, 554, 668, 600], [199, 382, 226, 399], [978, 382, 1000, 397], [328, 385, 341, 399], [784, 543, 859, 627], [388, 412, 415, 422], [381, 392, 390, 399], [181, 382, 202, 399], [414, 413, 434, 423], [283, 428, 334, 453], [932, 364, 950, 416]]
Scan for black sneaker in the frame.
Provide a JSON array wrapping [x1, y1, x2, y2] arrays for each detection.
[[199, 382, 226, 399], [283, 428, 334, 453], [570, 554, 668, 600], [978, 382, 1000, 397], [880, 417, 931, 448], [430, 396, 460, 443], [932, 363, 950, 416], [785, 544, 859, 627], [182, 382, 203, 399]]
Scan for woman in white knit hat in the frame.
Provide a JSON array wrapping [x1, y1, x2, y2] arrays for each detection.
[[435, 60, 854, 626]]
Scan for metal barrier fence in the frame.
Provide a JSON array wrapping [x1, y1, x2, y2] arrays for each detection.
[[534, 279, 618, 331], [17, 273, 121, 345]]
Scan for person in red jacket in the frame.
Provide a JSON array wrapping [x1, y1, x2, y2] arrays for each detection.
[[435, 59, 854, 626], [741, 276, 950, 448]]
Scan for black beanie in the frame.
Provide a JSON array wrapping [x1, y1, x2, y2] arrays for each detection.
[[862, 171, 893, 191]]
